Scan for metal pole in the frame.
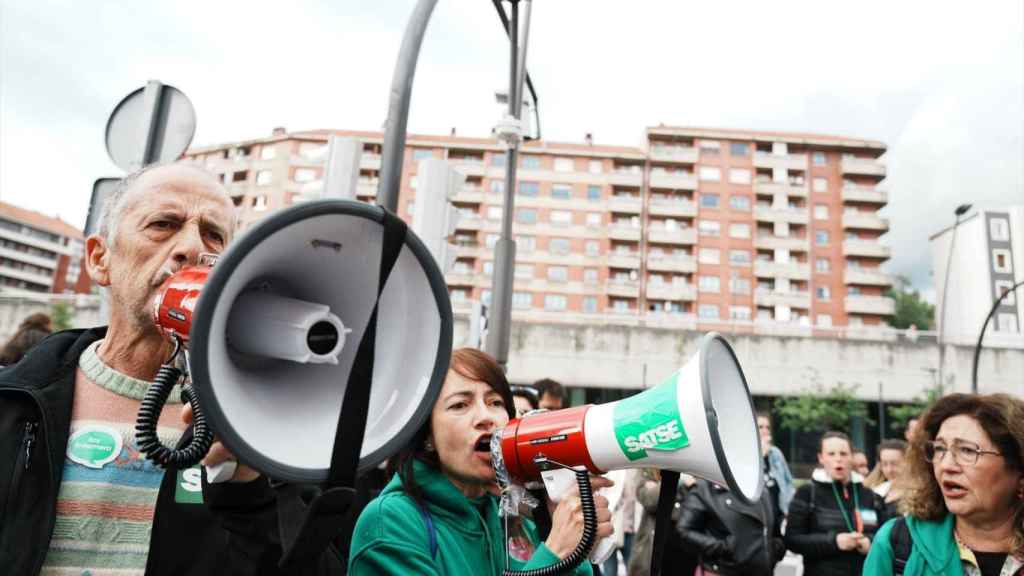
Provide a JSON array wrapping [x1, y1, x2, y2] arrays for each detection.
[[878, 380, 885, 441], [135, 80, 165, 170], [971, 279, 1024, 393], [936, 214, 963, 392], [486, 0, 531, 368], [378, 0, 439, 213]]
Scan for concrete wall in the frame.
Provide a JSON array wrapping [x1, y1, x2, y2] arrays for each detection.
[[454, 318, 1024, 402]]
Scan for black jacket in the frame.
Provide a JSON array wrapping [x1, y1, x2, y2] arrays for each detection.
[[0, 328, 344, 575], [675, 479, 784, 575], [783, 470, 887, 576]]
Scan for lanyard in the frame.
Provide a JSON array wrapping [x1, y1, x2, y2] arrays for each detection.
[[830, 481, 862, 533]]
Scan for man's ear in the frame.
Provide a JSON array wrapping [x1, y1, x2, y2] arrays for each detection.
[[85, 234, 112, 287]]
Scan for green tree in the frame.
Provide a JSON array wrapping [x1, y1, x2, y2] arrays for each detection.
[[51, 301, 73, 331], [887, 382, 944, 431], [886, 275, 934, 330], [774, 382, 871, 434]]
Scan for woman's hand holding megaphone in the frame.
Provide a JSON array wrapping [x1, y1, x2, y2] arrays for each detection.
[[544, 475, 615, 559], [181, 403, 260, 483]]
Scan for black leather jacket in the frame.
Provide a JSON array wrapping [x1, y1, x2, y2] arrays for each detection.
[[675, 479, 784, 575]]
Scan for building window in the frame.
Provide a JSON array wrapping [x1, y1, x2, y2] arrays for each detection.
[[729, 168, 752, 184], [612, 299, 630, 312], [584, 268, 599, 284], [514, 264, 534, 280], [486, 234, 500, 248], [260, 146, 276, 160], [699, 140, 721, 155], [730, 306, 752, 320], [487, 206, 503, 220], [997, 313, 1020, 333], [815, 286, 831, 300], [698, 219, 720, 237], [813, 177, 828, 192], [698, 304, 720, 319], [849, 286, 862, 295], [730, 277, 751, 294], [729, 223, 751, 239], [450, 289, 468, 303], [587, 185, 602, 201], [544, 294, 568, 311], [700, 194, 720, 208], [995, 280, 1017, 305], [489, 180, 505, 194], [256, 170, 273, 186], [232, 170, 249, 183], [483, 261, 494, 276], [513, 292, 533, 309], [585, 240, 601, 256], [815, 230, 830, 245], [583, 296, 598, 313], [293, 168, 317, 183], [816, 258, 831, 273], [550, 210, 573, 227], [699, 166, 721, 182], [521, 156, 541, 169], [588, 160, 603, 174], [729, 250, 751, 265], [812, 152, 826, 166], [518, 182, 539, 196], [552, 184, 572, 200], [698, 276, 721, 293], [553, 158, 574, 173], [990, 218, 1010, 241], [729, 142, 749, 156], [698, 248, 720, 264], [814, 204, 829, 220], [729, 196, 751, 211], [491, 154, 506, 167], [549, 238, 571, 255], [253, 195, 268, 211], [586, 212, 602, 227], [516, 208, 537, 224], [993, 249, 1013, 273], [412, 149, 433, 161], [817, 314, 833, 327]]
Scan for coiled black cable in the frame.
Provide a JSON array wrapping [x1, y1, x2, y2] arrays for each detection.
[[503, 468, 597, 576], [135, 342, 215, 469]]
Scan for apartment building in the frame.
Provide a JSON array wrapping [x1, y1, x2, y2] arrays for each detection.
[[184, 125, 894, 330], [0, 201, 89, 295]]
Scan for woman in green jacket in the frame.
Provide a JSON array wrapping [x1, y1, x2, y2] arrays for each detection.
[[348, 348, 612, 575], [863, 393, 1024, 576]]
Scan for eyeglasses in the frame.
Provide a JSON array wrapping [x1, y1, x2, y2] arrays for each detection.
[[924, 440, 1002, 466]]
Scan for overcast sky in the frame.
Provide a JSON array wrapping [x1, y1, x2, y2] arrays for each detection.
[[1, 0, 1021, 298]]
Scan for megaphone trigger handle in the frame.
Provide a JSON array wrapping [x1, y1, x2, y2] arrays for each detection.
[[205, 460, 238, 484]]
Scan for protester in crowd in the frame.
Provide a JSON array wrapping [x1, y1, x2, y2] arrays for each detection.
[[0, 164, 341, 574], [905, 417, 920, 443], [864, 394, 1024, 576], [854, 449, 872, 477], [864, 440, 908, 518], [348, 347, 612, 575], [676, 474, 786, 575], [758, 412, 795, 515], [785, 430, 888, 576], [511, 384, 540, 417], [602, 468, 640, 576], [627, 469, 698, 576], [0, 311, 52, 366], [534, 377, 566, 410]]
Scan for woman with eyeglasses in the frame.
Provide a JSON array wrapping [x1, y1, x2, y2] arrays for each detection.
[[864, 393, 1024, 576]]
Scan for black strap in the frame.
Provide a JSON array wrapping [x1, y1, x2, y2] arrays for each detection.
[[277, 210, 408, 569], [649, 470, 679, 576], [890, 516, 913, 575]]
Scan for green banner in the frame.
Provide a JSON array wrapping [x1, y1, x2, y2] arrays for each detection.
[[614, 371, 690, 461]]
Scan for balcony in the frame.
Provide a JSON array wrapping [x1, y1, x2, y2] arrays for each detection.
[[648, 198, 697, 218], [845, 295, 896, 315], [754, 260, 811, 280], [608, 196, 642, 214], [844, 268, 894, 287], [646, 254, 696, 273], [609, 225, 642, 241], [649, 171, 698, 190], [754, 235, 809, 252], [645, 282, 697, 301], [455, 216, 484, 231], [454, 244, 485, 258], [842, 211, 890, 231], [842, 186, 888, 204], [0, 228, 72, 256], [453, 186, 485, 203], [753, 152, 807, 171], [843, 240, 891, 259], [648, 227, 697, 245], [445, 272, 480, 286], [0, 246, 58, 271], [0, 264, 53, 288], [841, 156, 886, 176], [607, 280, 641, 298], [452, 160, 486, 177], [356, 182, 377, 197], [755, 290, 812, 309], [753, 180, 809, 197], [754, 206, 809, 225], [607, 171, 643, 187], [360, 153, 382, 170], [649, 146, 698, 164], [606, 253, 642, 269]]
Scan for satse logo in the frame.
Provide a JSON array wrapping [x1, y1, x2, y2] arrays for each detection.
[[623, 420, 683, 454]]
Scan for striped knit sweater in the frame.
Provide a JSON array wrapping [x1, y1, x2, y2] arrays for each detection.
[[40, 341, 186, 576]]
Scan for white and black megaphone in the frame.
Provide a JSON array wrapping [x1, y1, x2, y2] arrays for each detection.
[[138, 199, 452, 484]]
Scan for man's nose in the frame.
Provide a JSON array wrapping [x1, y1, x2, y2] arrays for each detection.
[[171, 224, 206, 266]]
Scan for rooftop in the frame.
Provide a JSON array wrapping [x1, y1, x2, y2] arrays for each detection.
[[0, 201, 83, 239]]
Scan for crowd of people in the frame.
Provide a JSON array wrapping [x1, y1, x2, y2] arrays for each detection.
[[1, 163, 1022, 576]]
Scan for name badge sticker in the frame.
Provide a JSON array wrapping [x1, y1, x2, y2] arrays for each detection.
[[859, 508, 878, 527], [67, 425, 123, 469]]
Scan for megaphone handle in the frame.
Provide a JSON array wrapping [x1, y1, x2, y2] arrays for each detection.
[[539, 468, 616, 565], [205, 460, 237, 484]]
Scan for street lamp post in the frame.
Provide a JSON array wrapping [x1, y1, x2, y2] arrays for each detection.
[[971, 279, 1024, 393], [936, 203, 972, 393]]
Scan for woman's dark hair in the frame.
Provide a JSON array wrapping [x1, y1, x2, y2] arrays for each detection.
[[0, 313, 53, 365], [511, 385, 539, 410], [818, 430, 853, 454], [901, 393, 1024, 555], [391, 348, 515, 505]]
